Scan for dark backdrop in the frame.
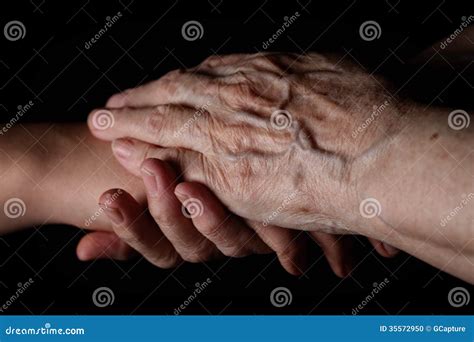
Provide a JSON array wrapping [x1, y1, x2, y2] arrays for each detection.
[[0, 0, 472, 315]]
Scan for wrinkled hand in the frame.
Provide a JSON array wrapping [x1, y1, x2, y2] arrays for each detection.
[[87, 53, 399, 270]]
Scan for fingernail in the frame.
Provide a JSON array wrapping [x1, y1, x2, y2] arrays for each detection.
[[112, 139, 134, 160], [382, 243, 398, 256], [141, 165, 159, 198], [103, 206, 124, 225]]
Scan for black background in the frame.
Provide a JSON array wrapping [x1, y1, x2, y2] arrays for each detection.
[[0, 0, 473, 315]]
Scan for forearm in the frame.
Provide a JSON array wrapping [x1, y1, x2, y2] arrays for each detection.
[[356, 105, 474, 282], [0, 123, 145, 234]]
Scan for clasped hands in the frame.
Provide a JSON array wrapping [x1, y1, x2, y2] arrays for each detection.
[[79, 53, 401, 277]]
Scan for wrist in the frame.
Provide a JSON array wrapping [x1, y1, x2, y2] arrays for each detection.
[[337, 100, 414, 239], [354, 103, 473, 243]]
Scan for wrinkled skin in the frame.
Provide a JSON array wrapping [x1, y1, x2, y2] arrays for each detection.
[[90, 53, 408, 235]]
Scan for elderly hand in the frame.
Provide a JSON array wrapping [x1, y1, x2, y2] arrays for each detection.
[[89, 53, 405, 236]]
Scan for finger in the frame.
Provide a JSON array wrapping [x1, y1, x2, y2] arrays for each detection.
[[248, 221, 308, 276], [194, 54, 255, 70], [140, 158, 219, 263], [88, 105, 212, 154], [367, 238, 399, 258], [195, 53, 283, 76], [308, 232, 353, 278], [100, 189, 182, 268], [110, 138, 152, 177], [111, 139, 206, 183], [174, 182, 272, 258], [195, 53, 293, 72], [195, 53, 326, 76], [104, 68, 275, 113], [105, 54, 330, 110], [105, 70, 219, 108], [76, 231, 135, 261]]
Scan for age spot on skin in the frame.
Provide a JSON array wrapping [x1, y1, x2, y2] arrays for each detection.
[[430, 132, 439, 141]]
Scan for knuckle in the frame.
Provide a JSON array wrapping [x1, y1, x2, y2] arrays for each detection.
[[150, 208, 177, 228], [220, 73, 279, 110], [146, 109, 164, 133], [146, 107, 176, 139], [222, 82, 258, 109], [192, 110, 213, 143], [146, 105, 172, 132], [181, 239, 214, 263], [164, 68, 184, 80], [199, 221, 223, 240], [117, 224, 146, 248], [257, 54, 281, 68], [155, 214, 177, 229], [202, 55, 221, 66], [235, 81, 254, 98]]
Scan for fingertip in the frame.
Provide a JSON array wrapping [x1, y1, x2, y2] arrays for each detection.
[[368, 238, 398, 258], [141, 158, 178, 194], [78, 232, 136, 262], [279, 242, 308, 277], [280, 254, 306, 276], [285, 265, 304, 277], [76, 239, 92, 261], [331, 262, 351, 278], [331, 239, 354, 278], [381, 243, 399, 257], [106, 92, 127, 108], [309, 232, 353, 278], [98, 188, 125, 210], [87, 110, 96, 133], [87, 108, 116, 135]]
